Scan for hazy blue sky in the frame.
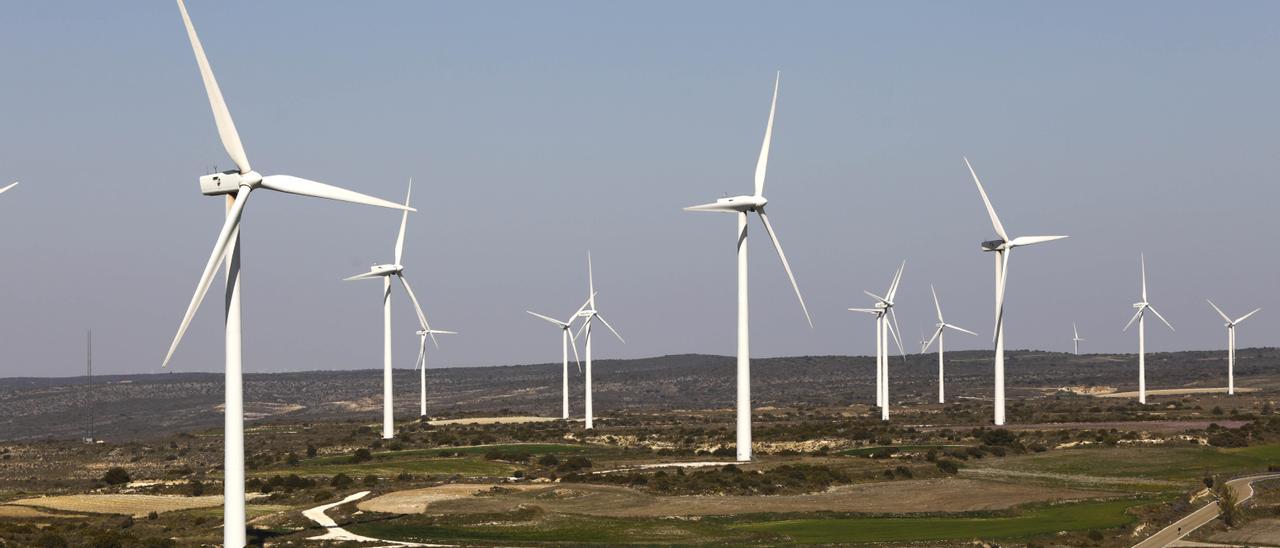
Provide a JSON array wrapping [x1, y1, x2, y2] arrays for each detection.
[[1, 2, 1278, 377]]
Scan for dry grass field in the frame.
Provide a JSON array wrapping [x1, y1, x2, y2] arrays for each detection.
[[7, 494, 222, 517]]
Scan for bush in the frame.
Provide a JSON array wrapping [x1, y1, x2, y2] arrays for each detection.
[[102, 467, 131, 485], [1088, 529, 1104, 542], [35, 532, 68, 548], [483, 450, 531, 463], [537, 454, 561, 467], [306, 443, 318, 458], [285, 452, 300, 466], [189, 479, 204, 496], [350, 448, 373, 463], [363, 474, 378, 486], [313, 489, 333, 502], [331, 473, 353, 488], [936, 460, 960, 475]]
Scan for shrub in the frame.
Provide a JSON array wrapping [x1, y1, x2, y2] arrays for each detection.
[[36, 532, 68, 548], [285, 452, 300, 466], [1087, 530, 1104, 542], [306, 444, 318, 458], [537, 454, 561, 467], [350, 448, 373, 463], [330, 473, 353, 488], [313, 490, 334, 502], [189, 479, 204, 496], [363, 474, 378, 486], [102, 467, 131, 485], [936, 460, 960, 475]]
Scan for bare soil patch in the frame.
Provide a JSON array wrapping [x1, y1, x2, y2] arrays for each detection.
[[1098, 387, 1258, 398], [7, 494, 223, 517], [363, 479, 1114, 518], [426, 416, 559, 426]]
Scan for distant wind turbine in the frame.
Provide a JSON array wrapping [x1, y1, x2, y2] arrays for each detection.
[[921, 285, 977, 404], [1207, 300, 1260, 396], [1123, 254, 1174, 404], [964, 157, 1067, 425], [412, 327, 455, 418], [344, 180, 440, 439], [1072, 322, 1084, 355], [528, 293, 592, 419], [684, 72, 812, 461], [164, 2, 411, 545], [849, 261, 906, 421], [574, 253, 624, 429]]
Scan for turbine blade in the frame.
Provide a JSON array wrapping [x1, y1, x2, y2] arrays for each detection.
[[1141, 254, 1148, 302], [863, 290, 889, 303], [0, 182, 17, 194], [923, 325, 942, 353], [754, 71, 780, 198], [595, 314, 625, 344], [1007, 235, 1068, 247], [527, 311, 568, 328], [393, 179, 412, 265], [343, 270, 384, 282], [1123, 307, 1144, 332], [1073, 322, 1079, 340], [259, 175, 413, 211], [931, 284, 943, 322], [684, 201, 741, 213], [567, 328, 582, 373], [587, 252, 595, 309], [993, 249, 1010, 342], [964, 157, 1009, 243], [947, 324, 979, 336], [887, 260, 906, 302], [1148, 305, 1174, 331], [757, 208, 812, 327], [163, 189, 252, 366], [1236, 308, 1262, 324], [176, 0, 250, 174], [1207, 299, 1231, 324], [415, 334, 426, 371], [847, 308, 880, 314], [887, 308, 906, 360], [398, 275, 438, 348]]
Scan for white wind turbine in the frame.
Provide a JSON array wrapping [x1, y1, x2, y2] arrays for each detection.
[[0, 182, 17, 195], [849, 261, 906, 421], [921, 285, 977, 404], [163, 2, 412, 545], [527, 293, 592, 420], [1207, 300, 1260, 396], [1123, 254, 1174, 404], [344, 180, 442, 439], [685, 72, 812, 461], [412, 326, 455, 418], [574, 253, 624, 429], [965, 157, 1067, 426], [1072, 322, 1084, 355]]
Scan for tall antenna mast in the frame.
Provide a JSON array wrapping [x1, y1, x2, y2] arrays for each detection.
[[87, 329, 93, 443]]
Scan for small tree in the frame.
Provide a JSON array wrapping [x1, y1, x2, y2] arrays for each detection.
[[1215, 479, 1243, 527], [285, 452, 300, 466], [350, 448, 373, 464], [102, 467, 131, 485], [306, 443, 318, 458], [331, 473, 353, 488]]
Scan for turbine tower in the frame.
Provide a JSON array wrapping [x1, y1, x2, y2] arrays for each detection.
[[1123, 254, 1174, 404], [965, 157, 1067, 426], [574, 253, 624, 429], [921, 285, 977, 404], [164, 2, 411, 545], [849, 261, 906, 421], [527, 293, 591, 419], [344, 180, 440, 439], [1207, 300, 1260, 396], [412, 327, 455, 418], [1072, 322, 1084, 355], [685, 73, 812, 461]]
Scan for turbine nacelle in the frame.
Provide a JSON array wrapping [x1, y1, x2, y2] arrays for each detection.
[[684, 194, 768, 213], [199, 170, 263, 196], [981, 239, 1007, 252], [1133, 302, 1147, 310]]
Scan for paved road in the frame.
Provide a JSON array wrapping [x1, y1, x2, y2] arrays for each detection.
[[302, 491, 448, 546], [1132, 473, 1280, 548]]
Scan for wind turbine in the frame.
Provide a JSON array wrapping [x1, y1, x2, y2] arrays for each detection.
[[344, 180, 440, 439], [964, 157, 1067, 426], [848, 261, 906, 421], [527, 293, 592, 419], [1072, 322, 1084, 355], [921, 285, 977, 404], [0, 182, 17, 195], [574, 253, 624, 429], [1123, 254, 1174, 404], [1207, 300, 1260, 396], [163, 2, 411, 546], [684, 72, 812, 461], [412, 327, 455, 418]]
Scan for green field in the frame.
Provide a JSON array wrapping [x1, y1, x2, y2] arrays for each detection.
[[731, 498, 1155, 543], [348, 498, 1156, 545], [838, 444, 963, 457], [994, 443, 1280, 481]]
